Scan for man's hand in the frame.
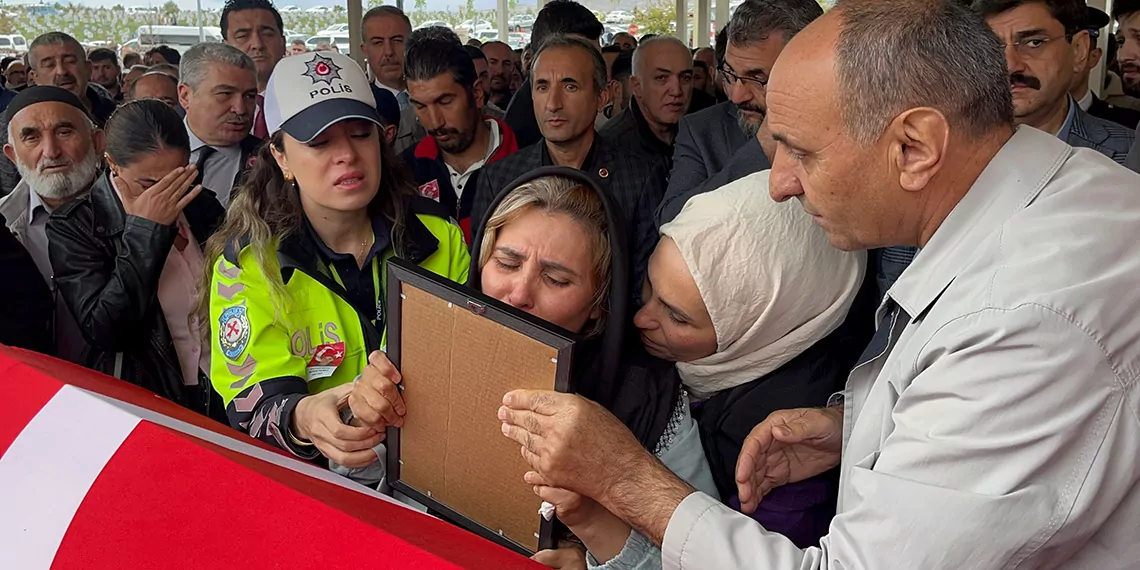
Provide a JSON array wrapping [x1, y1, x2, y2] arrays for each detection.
[[531, 472, 631, 563], [116, 165, 200, 226], [735, 406, 844, 514], [531, 543, 587, 570], [498, 390, 648, 499], [348, 350, 405, 429], [293, 383, 384, 467]]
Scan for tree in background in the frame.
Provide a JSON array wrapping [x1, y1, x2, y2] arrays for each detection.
[[161, 0, 178, 24], [634, 0, 675, 35]]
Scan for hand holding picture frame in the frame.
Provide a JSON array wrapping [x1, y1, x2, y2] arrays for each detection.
[[383, 258, 576, 556]]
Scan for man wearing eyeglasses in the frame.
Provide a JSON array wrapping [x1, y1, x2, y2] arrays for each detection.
[[975, 0, 1134, 165], [655, 0, 821, 226]]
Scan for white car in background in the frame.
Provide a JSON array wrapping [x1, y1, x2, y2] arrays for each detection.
[[318, 23, 350, 33], [457, 19, 494, 34], [508, 13, 536, 28], [306, 33, 350, 53], [279, 5, 301, 12], [605, 10, 633, 24], [415, 19, 450, 29], [306, 6, 332, 13], [0, 34, 27, 55]]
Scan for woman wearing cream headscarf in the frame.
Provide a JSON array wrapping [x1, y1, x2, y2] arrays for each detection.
[[531, 171, 872, 570], [636, 169, 868, 547]]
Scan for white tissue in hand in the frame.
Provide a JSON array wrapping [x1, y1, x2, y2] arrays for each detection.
[[539, 501, 556, 521]]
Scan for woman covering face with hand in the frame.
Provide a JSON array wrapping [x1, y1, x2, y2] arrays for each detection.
[[48, 99, 226, 419], [203, 51, 470, 483]]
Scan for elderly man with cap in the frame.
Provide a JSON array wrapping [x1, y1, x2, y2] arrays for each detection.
[[497, 0, 1140, 568], [0, 86, 103, 363]]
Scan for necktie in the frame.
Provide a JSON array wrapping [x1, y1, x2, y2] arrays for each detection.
[[396, 90, 410, 111], [253, 94, 268, 140], [855, 300, 907, 368], [192, 146, 215, 190]]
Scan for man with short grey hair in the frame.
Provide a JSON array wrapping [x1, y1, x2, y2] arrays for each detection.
[[600, 36, 694, 167], [656, 0, 821, 225], [178, 42, 261, 206], [499, 0, 1140, 567]]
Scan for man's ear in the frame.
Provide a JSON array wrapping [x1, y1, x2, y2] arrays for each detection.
[[630, 75, 642, 98], [1072, 30, 1092, 75], [886, 107, 949, 193], [2, 143, 14, 165], [91, 128, 106, 156], [472, 79, 485, 110], [177, 83, 191, 111], [596, 85, 611, 113], [1089, 46, 1104, 70]]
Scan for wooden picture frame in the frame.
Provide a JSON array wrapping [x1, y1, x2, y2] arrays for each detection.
[[384, 258, 575, 556]]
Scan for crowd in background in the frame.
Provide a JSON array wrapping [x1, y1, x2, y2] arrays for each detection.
[[0, 0, 1139, 568]]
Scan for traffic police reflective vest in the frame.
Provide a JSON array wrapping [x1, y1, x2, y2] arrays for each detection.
[[207, 203, 469, 454]]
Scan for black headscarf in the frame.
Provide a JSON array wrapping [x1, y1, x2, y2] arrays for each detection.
[[468, 166, 679, 450]]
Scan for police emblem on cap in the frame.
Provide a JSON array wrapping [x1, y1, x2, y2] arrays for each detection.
[[303, 53, 342, 86]]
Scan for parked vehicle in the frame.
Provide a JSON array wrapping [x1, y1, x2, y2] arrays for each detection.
[[305, 33, 351, 53], [508, 13, 535, 28], [134, 25, 224, 54], [307, 5, 332, 13], [318, 23, 350, 33], [279, 5, 301, 12], [415, 19, 451, 30], [457, 19, 493, 34], [0, 34, 27, 55], [605, 10, 633, 24]]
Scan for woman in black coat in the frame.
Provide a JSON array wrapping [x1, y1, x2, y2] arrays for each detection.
[[47, 99, 225, 419]]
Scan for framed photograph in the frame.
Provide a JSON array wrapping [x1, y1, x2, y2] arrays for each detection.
[[384, 258, 576, 556]]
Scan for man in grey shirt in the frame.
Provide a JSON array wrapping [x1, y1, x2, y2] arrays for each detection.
[[178, 43, 261, 206], [497, 1, 1140, 568]]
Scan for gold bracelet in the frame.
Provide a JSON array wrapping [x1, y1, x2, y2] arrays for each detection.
[[288, 425, 315, 447]]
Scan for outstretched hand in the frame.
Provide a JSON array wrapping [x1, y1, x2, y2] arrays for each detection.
[[735, 406, 844, 514]]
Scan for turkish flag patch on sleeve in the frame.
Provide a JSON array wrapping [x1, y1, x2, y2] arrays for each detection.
[[417, 179, 441, 201]]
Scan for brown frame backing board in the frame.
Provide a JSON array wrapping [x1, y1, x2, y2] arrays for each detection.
[[384, 259, 575, 556]]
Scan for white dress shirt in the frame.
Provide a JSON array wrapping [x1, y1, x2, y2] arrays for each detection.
[[186, 119, 243, 207], [445, 119, 501, 201], [661, 127, 1140, 569]]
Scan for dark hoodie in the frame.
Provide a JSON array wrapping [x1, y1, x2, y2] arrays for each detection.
[[468, 165, 678, 450]]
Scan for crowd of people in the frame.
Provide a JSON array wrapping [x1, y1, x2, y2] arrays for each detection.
[[0, 0, 1138, 567]]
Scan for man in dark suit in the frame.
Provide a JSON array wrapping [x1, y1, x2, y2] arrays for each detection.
[[976, 0, 1134, 165], [656, 0, 822, 225], [504, 0, 604, 148], [1070, 7, 1140, 129], [600, 36, 695, 170], [473, 34, 668, 290]]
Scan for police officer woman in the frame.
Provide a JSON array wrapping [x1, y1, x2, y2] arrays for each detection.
[[203, 51, 470, 469]]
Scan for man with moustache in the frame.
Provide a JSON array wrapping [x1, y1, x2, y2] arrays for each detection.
[[402, 28, 518, 242], [0, 32, 115, 196], [974, 0, 1134, 165], [1112, 0, 1140, 171], [464, 45, 505, 118], [600, 36, 695, 169], [1068, 7, 1140, 129], [362, 5, 424, 153], [483, 41, 515, 110], [472, 34, 668, 289], [87, 48, 123, 102], [0, 86, 104, 363], [178, 43, 260, 207], [656, 0, 821, 225], [220, 0, 285, 140]]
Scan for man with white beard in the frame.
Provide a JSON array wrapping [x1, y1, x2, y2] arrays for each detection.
[[0, 86, 103, 363]]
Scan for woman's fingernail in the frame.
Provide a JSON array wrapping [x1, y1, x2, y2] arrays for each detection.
[[497, 406, 507, 420], [501, 423, 510, 435]]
